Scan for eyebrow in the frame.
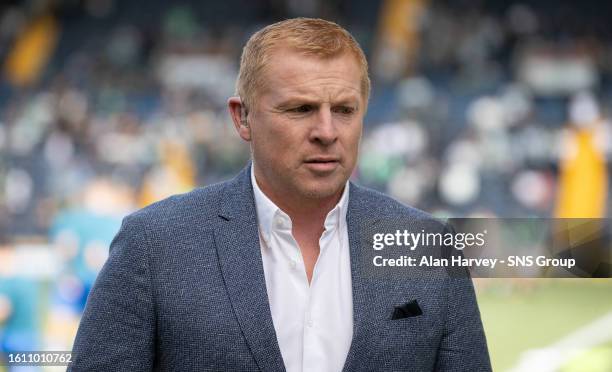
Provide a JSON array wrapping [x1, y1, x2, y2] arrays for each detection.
[[274, 95, 361, 109]]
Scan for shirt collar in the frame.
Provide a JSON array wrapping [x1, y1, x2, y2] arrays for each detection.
[[251, 165, 350, 244]]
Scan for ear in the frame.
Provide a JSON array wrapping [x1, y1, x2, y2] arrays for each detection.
[[228, 96, 251, 142]]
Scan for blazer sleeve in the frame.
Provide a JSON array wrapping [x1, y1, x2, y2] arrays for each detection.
[[433, 224, 492, 372], [433, 277, 492, 372], [68, 215, 156, 372]]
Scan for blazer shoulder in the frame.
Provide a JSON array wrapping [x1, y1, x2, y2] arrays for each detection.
[[350, 183, 447, 229], [124, 180, 229, 230]]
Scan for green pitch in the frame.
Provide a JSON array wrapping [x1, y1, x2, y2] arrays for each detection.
[[477, 279, 612, 371]]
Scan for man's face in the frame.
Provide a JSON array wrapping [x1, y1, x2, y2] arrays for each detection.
[[246, 49, 365, 204]]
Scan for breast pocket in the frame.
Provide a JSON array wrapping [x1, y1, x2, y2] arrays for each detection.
[[382, 311, 440, 347]]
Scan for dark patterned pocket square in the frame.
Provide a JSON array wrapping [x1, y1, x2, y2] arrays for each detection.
[[391, 299, 423, 320]]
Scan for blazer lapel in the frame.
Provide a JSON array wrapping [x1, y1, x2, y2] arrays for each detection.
[[342, 183, 382, 372], [213, 165, 286, 372]]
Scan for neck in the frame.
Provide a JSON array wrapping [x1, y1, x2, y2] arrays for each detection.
[[253, 176, 343, 229], [268, 188, 342, 248], [282, 192, 342, 228], [252, 167, 346, 285]]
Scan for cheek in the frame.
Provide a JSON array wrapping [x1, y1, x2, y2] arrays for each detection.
[[344, 126, 362, 152], [268, 124, 306, 149], [252, 122, 303, 160]]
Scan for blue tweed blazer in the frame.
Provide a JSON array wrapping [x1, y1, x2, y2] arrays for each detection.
[[69, 165, 491, 371]]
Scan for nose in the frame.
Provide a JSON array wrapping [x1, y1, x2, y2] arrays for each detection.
[[310, 106, 338, 145]]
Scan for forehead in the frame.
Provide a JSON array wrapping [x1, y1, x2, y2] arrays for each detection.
[[256, 49, 363, 104]]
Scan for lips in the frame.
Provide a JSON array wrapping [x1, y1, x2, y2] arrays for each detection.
[[303, 157, 340, 173], [304, 156, 340, 164]]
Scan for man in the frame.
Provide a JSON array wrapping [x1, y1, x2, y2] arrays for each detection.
[[69, 18, 491, 371]]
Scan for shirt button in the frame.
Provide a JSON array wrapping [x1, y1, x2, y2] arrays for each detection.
[[307, 319, 314, 327], [289, 260, 297, 269], [275, 218, 284, 229]]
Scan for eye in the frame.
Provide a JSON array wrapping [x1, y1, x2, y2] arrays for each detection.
[[288, 105, 313, 114], [333, 106, 356, 115]]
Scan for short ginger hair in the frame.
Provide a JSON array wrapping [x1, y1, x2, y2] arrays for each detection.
[[236, 18, 371, 111]]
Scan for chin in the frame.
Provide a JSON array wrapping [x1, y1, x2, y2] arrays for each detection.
[[298, 179, 346, 200]]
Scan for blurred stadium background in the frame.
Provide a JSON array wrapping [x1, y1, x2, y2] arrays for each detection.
[[1, 0, 611, 371]]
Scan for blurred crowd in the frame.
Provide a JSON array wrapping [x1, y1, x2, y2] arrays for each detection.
[[1, 0, 612, 365], [2, 0, 611, 240]]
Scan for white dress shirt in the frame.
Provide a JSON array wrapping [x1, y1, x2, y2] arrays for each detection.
[[251, 167, 353, 372]]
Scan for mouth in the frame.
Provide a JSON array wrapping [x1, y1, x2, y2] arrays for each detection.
[[303, 157, 340, 173]]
